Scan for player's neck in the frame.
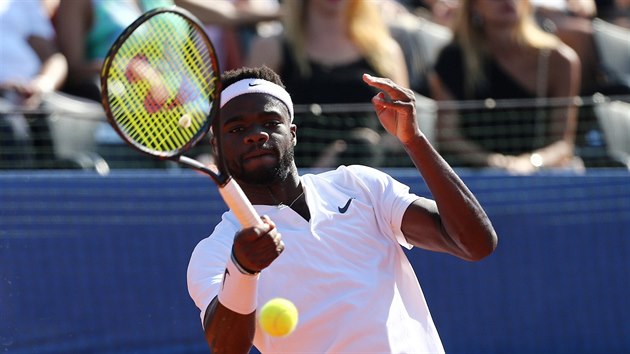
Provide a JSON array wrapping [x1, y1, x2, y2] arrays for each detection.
[[240, 173, 302, 206], [268, 181, 310, 221]]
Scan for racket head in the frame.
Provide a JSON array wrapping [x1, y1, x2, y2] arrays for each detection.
[[100, 6, 220, 160]]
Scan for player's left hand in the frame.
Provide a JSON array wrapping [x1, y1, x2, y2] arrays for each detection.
[[362, 73, 419, 145]]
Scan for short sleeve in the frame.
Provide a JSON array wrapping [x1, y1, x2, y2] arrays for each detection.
[[344, 165, 420, 249], [186, 218, 238, 326]]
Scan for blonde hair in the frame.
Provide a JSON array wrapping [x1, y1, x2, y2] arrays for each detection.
[[282, 0, 395, 78], [453, 0, 559, 96]]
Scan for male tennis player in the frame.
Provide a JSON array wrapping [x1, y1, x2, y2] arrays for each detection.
[[187, 65, 498, 353]]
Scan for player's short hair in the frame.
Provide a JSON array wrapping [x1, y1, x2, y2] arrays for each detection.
[[221, 65, 285, 91]]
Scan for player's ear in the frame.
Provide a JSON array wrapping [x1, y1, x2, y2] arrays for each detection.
[[291, 124, 297, 146]]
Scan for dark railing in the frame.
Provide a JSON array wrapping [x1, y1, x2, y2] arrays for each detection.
[[1, 91, 628, 171]]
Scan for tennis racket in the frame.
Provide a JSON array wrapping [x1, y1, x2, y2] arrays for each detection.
[[100, 6, 260, 228]]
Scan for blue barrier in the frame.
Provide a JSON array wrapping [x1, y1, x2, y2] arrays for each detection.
[[1, 169, 629, 353]]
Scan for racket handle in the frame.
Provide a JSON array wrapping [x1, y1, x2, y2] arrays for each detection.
[[219, 178, 261, 228]]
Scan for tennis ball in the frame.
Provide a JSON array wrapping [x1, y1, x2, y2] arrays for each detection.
[[178, 114, 192, 129], [258, 298, 298, 337]]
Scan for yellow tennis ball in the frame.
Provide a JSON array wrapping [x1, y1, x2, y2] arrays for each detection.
[[258, 298, 298, 337]]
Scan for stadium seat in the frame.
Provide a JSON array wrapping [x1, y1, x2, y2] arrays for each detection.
[[594, 100, 630, 169], [43, 91, 110, 174], [591, 18, 630, 93]]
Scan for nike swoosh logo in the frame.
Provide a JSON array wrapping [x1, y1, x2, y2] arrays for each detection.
[[338, 198, 354, 213], [248, 82, 261, 87]]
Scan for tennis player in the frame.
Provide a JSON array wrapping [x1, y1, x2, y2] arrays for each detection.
[[187, 65, 498, 353]]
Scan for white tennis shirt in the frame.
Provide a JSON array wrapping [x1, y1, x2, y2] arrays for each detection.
[[187, 165, 444, 353]]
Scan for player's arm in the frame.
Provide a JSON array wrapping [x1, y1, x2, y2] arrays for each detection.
[[398, 137, 497, 261], [203, 297, 255, 354], [202, 217, 283, 353], [363, 74, 497, 261]]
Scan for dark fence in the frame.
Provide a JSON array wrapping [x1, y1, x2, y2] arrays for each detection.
[[2, 92, 629, 172]]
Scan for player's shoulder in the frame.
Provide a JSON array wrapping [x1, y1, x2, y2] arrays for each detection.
[[190, 215, 237, 259], [199, 212, 240, 246], [304, 165, 391, 188]]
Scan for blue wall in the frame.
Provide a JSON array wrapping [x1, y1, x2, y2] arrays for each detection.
[[1, 169, 629, 353]]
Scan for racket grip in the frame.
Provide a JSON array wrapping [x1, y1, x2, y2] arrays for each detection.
[[219, 179, 261, 228]]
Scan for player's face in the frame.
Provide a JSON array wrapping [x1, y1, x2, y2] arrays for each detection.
[[218, 93, 296, 185]]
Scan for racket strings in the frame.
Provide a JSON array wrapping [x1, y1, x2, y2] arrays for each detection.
[[105, 12, 217, 155]]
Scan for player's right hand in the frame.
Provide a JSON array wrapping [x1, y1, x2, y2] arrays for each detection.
[[232, 215, 284, 274]]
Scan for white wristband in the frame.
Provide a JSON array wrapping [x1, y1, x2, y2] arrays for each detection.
[[217, 255, 259, 315]]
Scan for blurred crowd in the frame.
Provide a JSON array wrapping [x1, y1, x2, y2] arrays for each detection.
[[1, 0, 629, 172]]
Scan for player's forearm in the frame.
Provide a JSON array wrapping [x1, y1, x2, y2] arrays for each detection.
[[404, 134, 497, 260], [204, 297, 255, 354], [203, 252, 260, 352]]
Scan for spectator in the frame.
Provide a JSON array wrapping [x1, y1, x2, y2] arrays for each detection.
[[54, 0, 172, 102], [0, 0, 68, 169], [531, 0, 630, 167], [530, 0, 602, 96], [53, 0, 280, 168], [54, 0, 281, 102], [247, 0, 409, 168], [161, 0, 282, 72], [430, 0, 582, 174]]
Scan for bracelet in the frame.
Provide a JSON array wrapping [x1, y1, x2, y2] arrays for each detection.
[[217, 254, 259, 315]]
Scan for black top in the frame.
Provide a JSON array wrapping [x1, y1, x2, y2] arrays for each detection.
[[279, 41, 386, 168], [433, 43, 552, 161], [279, 41, 380, 105], [434, 43, 537, 100]]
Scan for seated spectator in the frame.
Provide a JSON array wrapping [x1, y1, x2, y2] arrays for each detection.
[[54, 0, 173, 102], [430, 0, 583, 174], [531, 0, 630, 167], [189, 0, 282, 71], [531, 0, 629, 95], [53, 0, 280, 168], [247, 0, 409, 168], [0, 0, 68, 169], [530, 0, 603, 96], [54, 0, 281, 102]]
